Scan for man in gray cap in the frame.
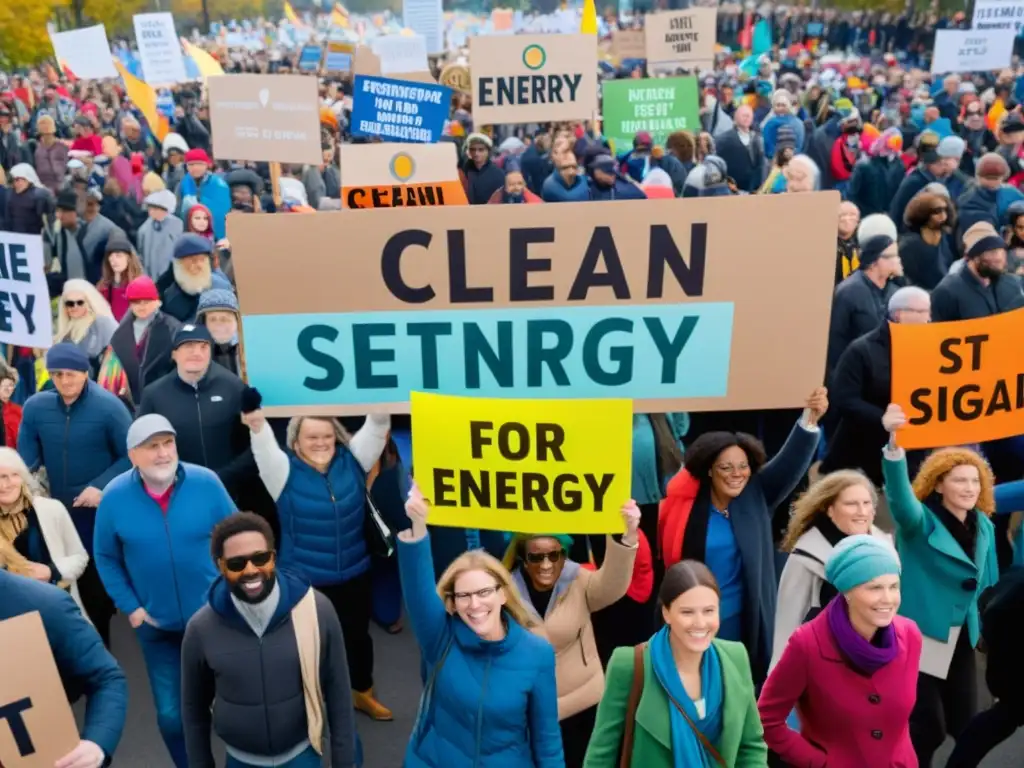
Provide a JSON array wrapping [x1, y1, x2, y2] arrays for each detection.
[[93, 412, 237, 768]]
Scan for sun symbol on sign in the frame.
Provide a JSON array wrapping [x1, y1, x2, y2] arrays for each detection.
[[522, 44, 547, 70], [389, 152, 416, 182]]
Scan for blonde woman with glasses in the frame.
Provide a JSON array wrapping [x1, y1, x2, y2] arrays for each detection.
[[0, 447, 88, 611], [399, 483, 564, 767]]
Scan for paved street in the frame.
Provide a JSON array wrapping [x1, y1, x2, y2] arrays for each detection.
[[80, 614, 1022, 767]]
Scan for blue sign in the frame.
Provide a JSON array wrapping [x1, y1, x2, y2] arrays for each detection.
[[350, 75, 453, 144], [242, 303, 734, 407], [299, 44, 323, 71], [324, 45, 352, 72]]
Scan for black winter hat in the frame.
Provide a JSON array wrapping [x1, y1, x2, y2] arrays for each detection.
[[105, 232, 133, 255], [56, 189, 78, 211]]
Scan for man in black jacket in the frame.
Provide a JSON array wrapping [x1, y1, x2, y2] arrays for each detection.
[[714, 105, 765, 193], [138, 324, 276, 531], [821, 286, 931, 490], [931, 221, 1024, 322], [181, 513, 358, 768]]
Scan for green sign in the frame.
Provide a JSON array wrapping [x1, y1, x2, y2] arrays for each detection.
[[601, 77, 700, 152]]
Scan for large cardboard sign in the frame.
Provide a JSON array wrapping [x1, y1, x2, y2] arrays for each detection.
[[0, 612, 80, 767], [601, 77, 700, 152], [411, 392, 631, 533], [469, 34, 598, 124], [890, 308, 1024, 449], [208, 74, 321, 165], [49, 25, 118, 79], [350, 75, 451, 143], [229, 192, 839, 416], [930, 29, 1015, 74], [133, 13, 187, 84], [611, 29, 647, 60], [0, 233, 53, 349], [644, 9, 717, 71], [339, 142, 468, 208]]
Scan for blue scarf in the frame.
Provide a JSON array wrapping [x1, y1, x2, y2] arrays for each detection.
[[650, 626, 724, 768]]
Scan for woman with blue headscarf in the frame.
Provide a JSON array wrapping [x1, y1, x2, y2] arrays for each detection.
[[584, 560, 767, 767]]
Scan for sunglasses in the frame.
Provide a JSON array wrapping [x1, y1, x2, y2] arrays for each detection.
[[222, 550, 274, 573], [931, 208, 947, 215], [64, 299, 86, 308], [525, 550, 565, 564]]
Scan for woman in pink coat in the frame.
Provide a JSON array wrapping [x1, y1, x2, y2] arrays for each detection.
[[758, 534, 921, 768]]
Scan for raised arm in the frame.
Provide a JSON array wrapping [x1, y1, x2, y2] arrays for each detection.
[[758, 388, 827, 509], [348, 413, 391, 472], [243, 410, 291, 501], [583, 503, 640, 613], [880, 404, 926, 536]]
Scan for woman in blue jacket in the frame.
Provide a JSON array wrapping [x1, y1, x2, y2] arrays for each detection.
[[243, 408, 392, 721], [399, 483, 564, 767], [881, 403, 1000, 767]]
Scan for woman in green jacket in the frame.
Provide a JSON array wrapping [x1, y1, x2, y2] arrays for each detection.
[[584, 561, 767, 768]]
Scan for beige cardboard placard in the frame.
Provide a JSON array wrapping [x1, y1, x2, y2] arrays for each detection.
[[353, 45, 382, 75], [0, 612, 80, 767], [339, 142, 468, 208], [644, 8, 717, 71], [469, 33, 598, 124], [229, 192, 840, 416], [612, 29, 647, 60], [208, 74, 321, 164]]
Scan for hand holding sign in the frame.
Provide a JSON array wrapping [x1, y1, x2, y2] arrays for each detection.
[[54, 739, 105, 768], [883, 403, 908, 434], [403, 482, 429, 541], [804, 387, 829, 427], [620, 500, 641, 547]]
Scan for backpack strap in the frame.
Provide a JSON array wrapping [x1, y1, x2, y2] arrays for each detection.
[[619, 642, 647, 768]]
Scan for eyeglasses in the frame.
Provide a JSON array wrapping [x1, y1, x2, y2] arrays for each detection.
[[450, 585, 501, 604], [64, 299, 86, 308], [222, 550, 274, 573], [525, 550, 566, 565]]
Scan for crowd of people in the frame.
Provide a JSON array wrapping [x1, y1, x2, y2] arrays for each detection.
[[3, 4, 1024, 768]]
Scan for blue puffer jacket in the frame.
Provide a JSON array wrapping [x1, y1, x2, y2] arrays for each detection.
[[541, 171, 589, 203], [18, 381, 132, 552], [277, 448, 369, 587], [399, 535, 563, 768]]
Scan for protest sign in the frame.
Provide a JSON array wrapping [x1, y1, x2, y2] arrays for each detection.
[[403, 0, 444, 53], [469, 33, 598, 124], [602, 77, 700, 151], [611, 29, 647, 60], [370, 34, 430, 75], [972, 0, 1024, 34], [350, 75, 451, 143], [208, 74, 321, 165], [439, 63, 471, 93], [411, 392, 631, 533], [339, 142, 467, 208], [133, 13, 187, 84], [0, 612, 79, 767], [49, 25, 118, 79], [0, 233, 53, 349], [644, 9, 717, 71], [491, 8, 515, 32], [890, 308, 1024, 449], [229, 192, 839, 416], [931, 29, 1015, 74], [324, 41, 353, 72]]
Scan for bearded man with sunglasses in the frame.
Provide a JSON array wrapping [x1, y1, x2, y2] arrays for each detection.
[[93, 413, 237, 768], [181, 512, 360, 768]]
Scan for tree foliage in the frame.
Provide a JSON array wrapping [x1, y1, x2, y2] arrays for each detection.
[[0, 0, 57, 68]]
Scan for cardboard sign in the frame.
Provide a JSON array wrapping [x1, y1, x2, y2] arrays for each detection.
[[229, 192, 839, 415], [133, 13, 187, 84], [411, 392, 631, 533], [930, 29, 1015, 74], [0, 612, 80, 767], [890, 308, 1024, 449], [350, 75, 452, 143], [339, 142, 467, 209], [403, 0, 444, 54], [469, 33, 598, 124], [324, 42, 353, 72], [208, 74, 321, 165], [644, 9, 717, 71], [0, 234, 53, 349], [370, 34, 430, 76], [972, 0, 1024, 34], [601, 77, 700, 152], [49, 24, 118, 79], [611, 29, 647, 61], [439, 63, 471, 93]]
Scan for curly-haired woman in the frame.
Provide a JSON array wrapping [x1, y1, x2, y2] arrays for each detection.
[[899, 190, 957, 290], [881, 403, 1000, 767], [771, 470, 891, 672]]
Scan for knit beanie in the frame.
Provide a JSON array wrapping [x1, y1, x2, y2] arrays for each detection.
[[466, 132, 492, 150], [196, 288, 240, 319], [858, 235, 896, 269], [856, 214, 899, 248], [825, 534, 900, 593], [105, 232, 134, 256], [937, 135, 966, 160], [962, 221, 1005, 259], [702, 155, 728, 186], [45, 342, 90, 373], [976, 152, 1010, 180]]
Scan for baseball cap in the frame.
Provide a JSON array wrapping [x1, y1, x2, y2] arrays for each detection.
[[127, 414, 177, 450]]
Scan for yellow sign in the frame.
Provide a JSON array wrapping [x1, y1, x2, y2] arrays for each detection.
[[411, 392, 632, 534]]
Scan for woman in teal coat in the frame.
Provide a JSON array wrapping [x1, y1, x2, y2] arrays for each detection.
[[584, 561, 767, 768], [881, 404, 1000, 767]]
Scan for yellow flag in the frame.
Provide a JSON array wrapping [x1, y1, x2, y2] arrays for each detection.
[[113, 60, 169, 142], [181, 39, 226, 80], [580, 0, 598, 35], [284, 1, 303, 26], [331, 3, 350, 27]]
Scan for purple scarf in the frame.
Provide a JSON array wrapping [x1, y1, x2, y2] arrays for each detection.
[[825, 595, 898, 675]]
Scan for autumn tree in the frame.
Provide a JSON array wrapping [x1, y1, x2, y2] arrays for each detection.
[[0, 0, 55, 68]]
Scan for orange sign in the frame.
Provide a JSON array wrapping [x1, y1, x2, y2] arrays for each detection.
[[890, 307, 1024, 449], [340, 143, 468, 209]]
